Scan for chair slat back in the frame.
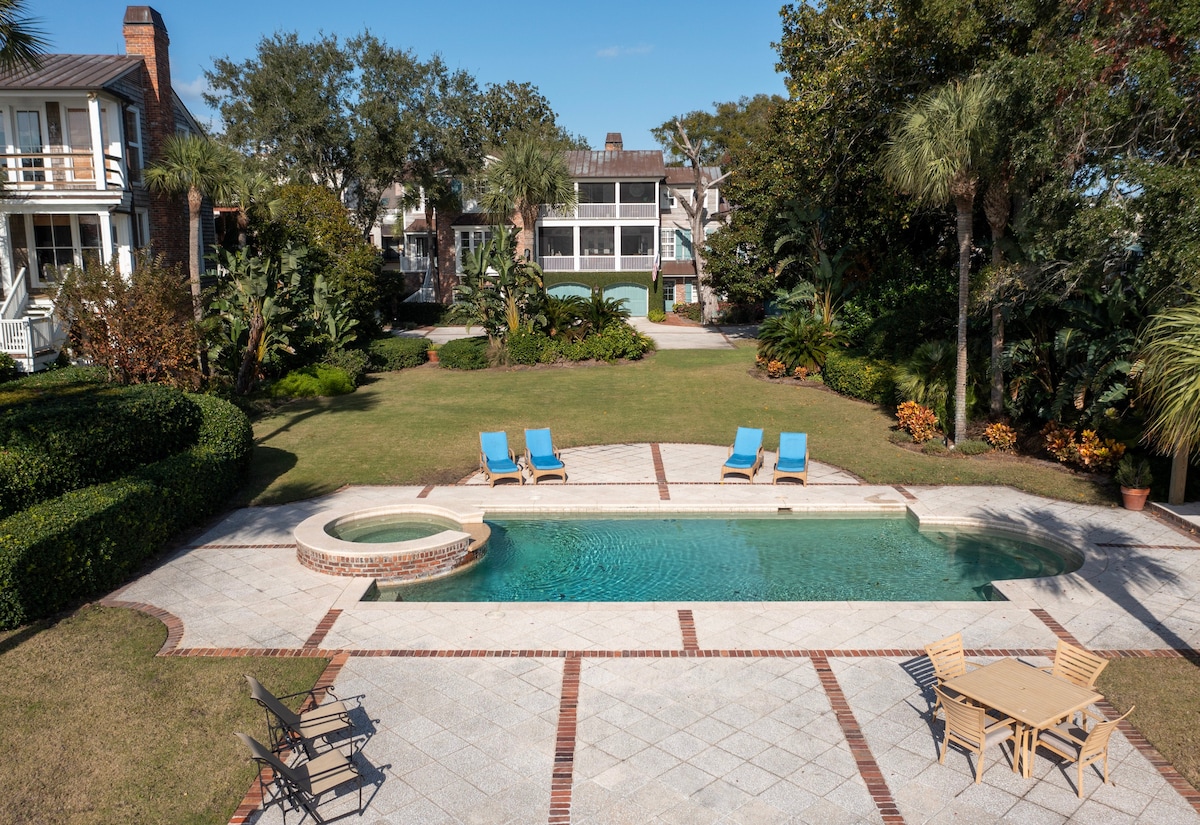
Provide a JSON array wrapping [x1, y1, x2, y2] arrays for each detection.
[[246, 675, 301, 728], [732, 427, 763, 456], [524, 428, 554, 459], [236, 732, 307, 791], [480, 431, 510, 464], [1080, 706, 1134, 761], [936, 687, 986, 746], [779, 432, 807, 462], [924, 633, 968, 681], [1051, 641, 1108, 688]]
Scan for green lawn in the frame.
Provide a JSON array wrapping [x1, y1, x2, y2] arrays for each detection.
[[0, 607, 326, 825], [245, 348, 1112, 506]]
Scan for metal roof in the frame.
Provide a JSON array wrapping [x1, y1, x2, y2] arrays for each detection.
[[564, 150, 666, 179], [0, 53, 144, 93], [665, 166, 723, 186]]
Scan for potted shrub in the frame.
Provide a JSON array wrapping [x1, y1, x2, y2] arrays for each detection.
[[1114, 455, 1153, 511], [426, 343, 439, 364]]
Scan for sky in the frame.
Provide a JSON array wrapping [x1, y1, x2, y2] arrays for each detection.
[[46, 0, 791, 151]]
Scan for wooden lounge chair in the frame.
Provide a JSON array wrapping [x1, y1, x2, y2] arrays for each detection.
[[525, 428, 566, 484], [1035, 706, 1134, 797], [246, 675, 353, 757], [720, 427, 764, 483], [480, 431, 523, 486], [924, 632, 985, 717], [236, 732, 362, 824], [935, 688, 1019, 783], [772, 432, 809, 485], [1041, 640, 1108, 688]]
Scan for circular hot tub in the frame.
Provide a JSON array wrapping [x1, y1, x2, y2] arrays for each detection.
[[295, 505, 489, 583]]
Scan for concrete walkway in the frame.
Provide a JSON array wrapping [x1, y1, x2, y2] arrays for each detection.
[[629, 317, 736, 350], [104, 444, 1200, 825]]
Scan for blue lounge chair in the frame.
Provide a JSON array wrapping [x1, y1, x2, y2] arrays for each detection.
[[480, 431, 523, 486], [773, 432, 809, 485], [720, 427, 764, 482], [525, 428, 566, 484]]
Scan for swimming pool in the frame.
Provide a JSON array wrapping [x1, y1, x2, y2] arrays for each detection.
[[363, 514, 1078, 602]]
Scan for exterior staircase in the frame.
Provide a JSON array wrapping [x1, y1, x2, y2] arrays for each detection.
[[0, 269, 67, 373]]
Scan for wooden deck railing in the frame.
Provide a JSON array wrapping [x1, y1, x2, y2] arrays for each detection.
[[0, 151, 125, 191]]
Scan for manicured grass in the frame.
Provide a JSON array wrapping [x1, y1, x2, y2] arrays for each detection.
[[1098, 658, 1200, 791], [0, 607, 326, 825], [245, 349, 1111, 506]]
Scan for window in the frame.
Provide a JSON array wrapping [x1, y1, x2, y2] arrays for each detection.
[[578, 182, 615, 204], [381, 235, 401, 261], [408, 235, 430, 258], [620, 226, 653, 256], [580, 226, 614, 256], [660, 227, 675, 260], [133, 210, 149, 249], [539, 227, 574, 257], [620, 182, 654, 204], [661, 190, 677, 209], [124, 108, 142, 184], [455, 228, 491, 272], [16, 110, 44, 182], [663, 281, 675, 302]]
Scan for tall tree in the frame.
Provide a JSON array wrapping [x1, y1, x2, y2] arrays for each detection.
[[668, 120, 730, 325], [0, 0, 47, 72], [143, 134, 235, 322], [882, 76, 997, 445], [479, 81, 588, 151], [652, 95, 782, 166], [481, 135, 576, 259]]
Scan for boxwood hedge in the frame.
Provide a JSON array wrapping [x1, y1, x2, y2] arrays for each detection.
[[0, 393, 252, 630], [822, 352, 898, 406], [368, 335, 429, 371]]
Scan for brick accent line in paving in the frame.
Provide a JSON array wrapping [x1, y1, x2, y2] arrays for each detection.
[[892, 485, 918, 501], [649, 442, 670, 500], [677, 609, 699, 651], [417, 484, 435, 498], [812, 653, 905, 824], [1092, 695, 1200, 816], [303, 609, 342, 650], [1030, 608, 1087, 647], [1095, 542, 1199, 550], [191, 543, 298, 550], [549, 655, 582, 825]]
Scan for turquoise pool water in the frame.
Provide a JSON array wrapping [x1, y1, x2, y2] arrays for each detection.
[[364, 515, 1078, 602], [327, 513, 459, 543]]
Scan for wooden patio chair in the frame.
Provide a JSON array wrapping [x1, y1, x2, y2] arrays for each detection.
[[720, 427, 764, 483], [1041, 640, 1108, 688], [935, 687, 1019, 783], [1035, 706, 1134, 797], [480, 431, 523, 486], [524, 428, 566, 484], [923, 632, 985, 717], [772, 432, 809, 485], [246, 675, 354, 757], [236, 732, 362, 824]]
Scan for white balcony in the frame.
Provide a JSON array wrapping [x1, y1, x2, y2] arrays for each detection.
[[538, 254, 654, 272], [394, 255, 429, 273], [539, 203, 660, 220], [1, 151, 125, 193]]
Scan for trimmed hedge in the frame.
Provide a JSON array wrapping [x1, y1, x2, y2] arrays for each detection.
[[368, 336, 429, 371], [0, 383, 202, 518], [439, 337, 490, 370], [270, 365, 355, 398], [0, 394, 252, 630], [822, 352, 898, 405]]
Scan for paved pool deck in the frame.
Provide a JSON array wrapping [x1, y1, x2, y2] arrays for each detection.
[[102, 443, 1200, 825]]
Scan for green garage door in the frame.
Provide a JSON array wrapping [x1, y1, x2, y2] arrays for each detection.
[[602, 283, 649, 317], [548, 283, 591, 299]]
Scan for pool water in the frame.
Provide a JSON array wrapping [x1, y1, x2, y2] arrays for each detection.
[[327, 514, 460, 543], [364, 515, 1077, 602]]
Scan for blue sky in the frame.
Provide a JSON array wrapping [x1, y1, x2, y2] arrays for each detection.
[[47, 1, 790, 151]]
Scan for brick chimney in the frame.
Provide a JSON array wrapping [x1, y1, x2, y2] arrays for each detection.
[[123, 6, 188, 268], [604, 132, 623, 151]]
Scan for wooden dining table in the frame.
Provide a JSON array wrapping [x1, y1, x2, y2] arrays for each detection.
[[943, 657, 1103, 778]]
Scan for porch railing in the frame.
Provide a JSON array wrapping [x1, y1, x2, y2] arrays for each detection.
[[0, 151, 125, 191], [0, 315, 60, 359], [537, 255, 656, 272], [539, 203, 660, 220]]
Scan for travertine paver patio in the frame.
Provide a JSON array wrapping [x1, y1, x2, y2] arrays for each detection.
[[102, 443, 1200, 824]]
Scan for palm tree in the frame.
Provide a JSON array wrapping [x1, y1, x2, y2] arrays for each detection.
[[144, 134, 235, 321], [0, 0, 48, 73], [1136, 295, 1200, 504], [882, 76, 997, 445], [481, 134, 576, 259]]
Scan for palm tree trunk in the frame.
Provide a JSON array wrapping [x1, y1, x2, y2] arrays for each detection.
[[188, 187, 203, 323], [954, 194, 973, 445], [1170, 444, 1188, 505]]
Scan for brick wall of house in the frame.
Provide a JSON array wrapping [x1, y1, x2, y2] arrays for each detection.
[[123, 6, 189, 270], [435, 212, 459, 303]]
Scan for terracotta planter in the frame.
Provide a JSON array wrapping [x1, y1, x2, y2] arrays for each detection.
[[427, 350, 438, 364], [1120, 486, 1150, 511]]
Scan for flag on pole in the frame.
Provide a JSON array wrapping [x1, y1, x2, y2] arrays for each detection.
[[651, 252, 660, 282]]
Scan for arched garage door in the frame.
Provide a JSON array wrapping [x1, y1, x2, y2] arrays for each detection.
[[548, 283, 591, 300], [602, 283, 649, 317]]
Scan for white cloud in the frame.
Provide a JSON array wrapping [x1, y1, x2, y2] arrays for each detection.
[[596, 44, 653, 59], [174, 75, 209, 99]]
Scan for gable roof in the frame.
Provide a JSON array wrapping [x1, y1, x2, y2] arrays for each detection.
[[665, 166, 724, 186], [564, 150, 666, 179], [0, 54, 144, 93]]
